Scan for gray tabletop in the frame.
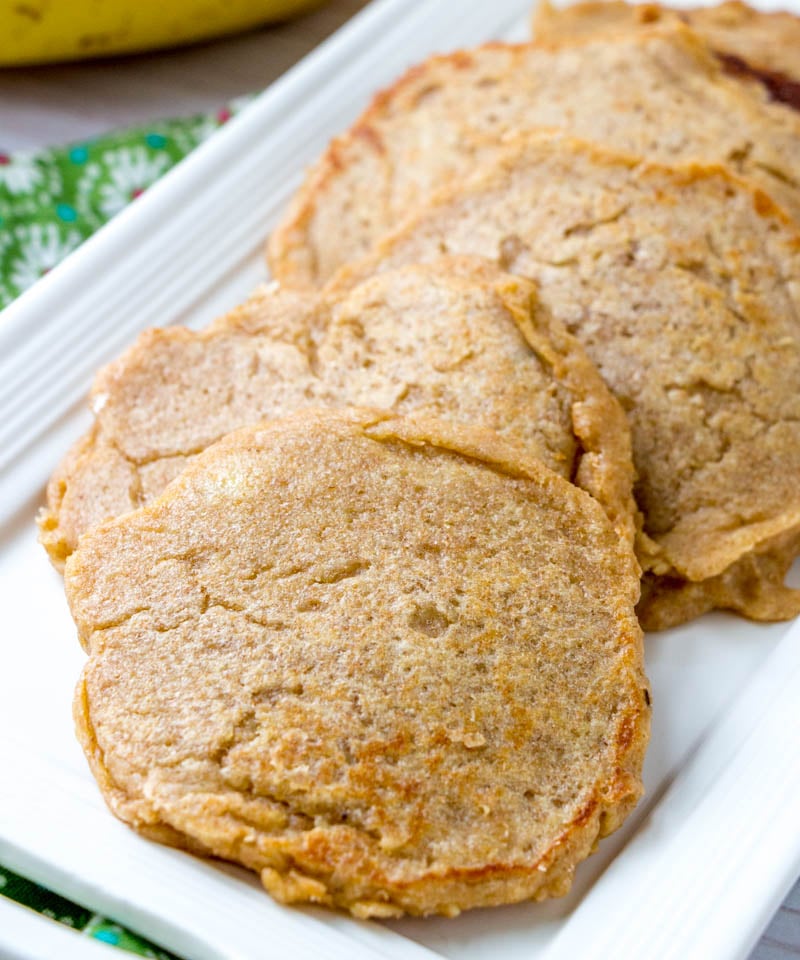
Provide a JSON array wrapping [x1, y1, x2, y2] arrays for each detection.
[[0, 1, 798, 957]]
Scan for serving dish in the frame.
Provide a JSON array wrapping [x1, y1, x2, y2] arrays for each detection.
[[1, 0, 799, 957]]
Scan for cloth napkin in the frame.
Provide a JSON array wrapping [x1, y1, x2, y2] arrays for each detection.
[[0, 100, 253, 956], [0, 863, 180, 958], [0, 97, 249, 309]]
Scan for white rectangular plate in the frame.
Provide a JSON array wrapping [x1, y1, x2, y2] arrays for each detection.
[[1, 1, 800, 958]]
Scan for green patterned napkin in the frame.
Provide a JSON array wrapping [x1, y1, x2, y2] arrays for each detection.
[[0, 96, 250, 308], [0, 864, 181, 958], [1, 99, 253, 957]]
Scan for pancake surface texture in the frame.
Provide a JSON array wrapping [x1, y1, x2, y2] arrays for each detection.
[[532, 0, 800, 101], [332, 136, 800, 629], [39, 258, 634, 567], [268, 23, 800, 288], [68, 409, 649, 918]]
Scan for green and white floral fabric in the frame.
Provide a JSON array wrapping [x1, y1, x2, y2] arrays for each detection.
[[0, 97, 250, 308], [0, 99, 252, 956], [0, 864, 181, 958]]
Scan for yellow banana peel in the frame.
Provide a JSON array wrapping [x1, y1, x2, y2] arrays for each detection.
[[0, 0, 324, 65]]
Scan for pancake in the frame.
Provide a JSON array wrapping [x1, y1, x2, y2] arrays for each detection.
[[532, 0, 800, 108], [38, 284, 321, 570], [330, 135, 800, 630], [268, 23, 800, 288], [39, 258, 635, 568], [68, 408, 650, 917]]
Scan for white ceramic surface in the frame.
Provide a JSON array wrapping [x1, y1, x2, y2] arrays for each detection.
[[2, 1, 799, 957]]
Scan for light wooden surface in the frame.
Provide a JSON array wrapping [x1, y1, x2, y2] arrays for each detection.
[[0, 1, 798, 957]]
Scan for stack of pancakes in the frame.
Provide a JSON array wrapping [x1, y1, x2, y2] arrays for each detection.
[[43, 0, 800, 920]]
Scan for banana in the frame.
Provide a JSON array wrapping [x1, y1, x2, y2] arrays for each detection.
[[0, 0, 323, 65]]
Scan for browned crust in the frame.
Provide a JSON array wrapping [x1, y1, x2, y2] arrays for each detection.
[[326, 133, 800, 628], [532, 0, 800, 109], [266, 21, 730, 289], [40, 258, 638, 576], [74, 671, 215, 856], [77, 659, 646, 917], [490, 272, 638, 554], [717, 53, 800, 113], [70, 408, 649, 917], [39, 428, 104, 573], [37, 422, 142, 576], [75, 655, 648, 917], [638, 522, 800, 631], [328, 133, 800, 290], [38, 285, 318, 572]]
